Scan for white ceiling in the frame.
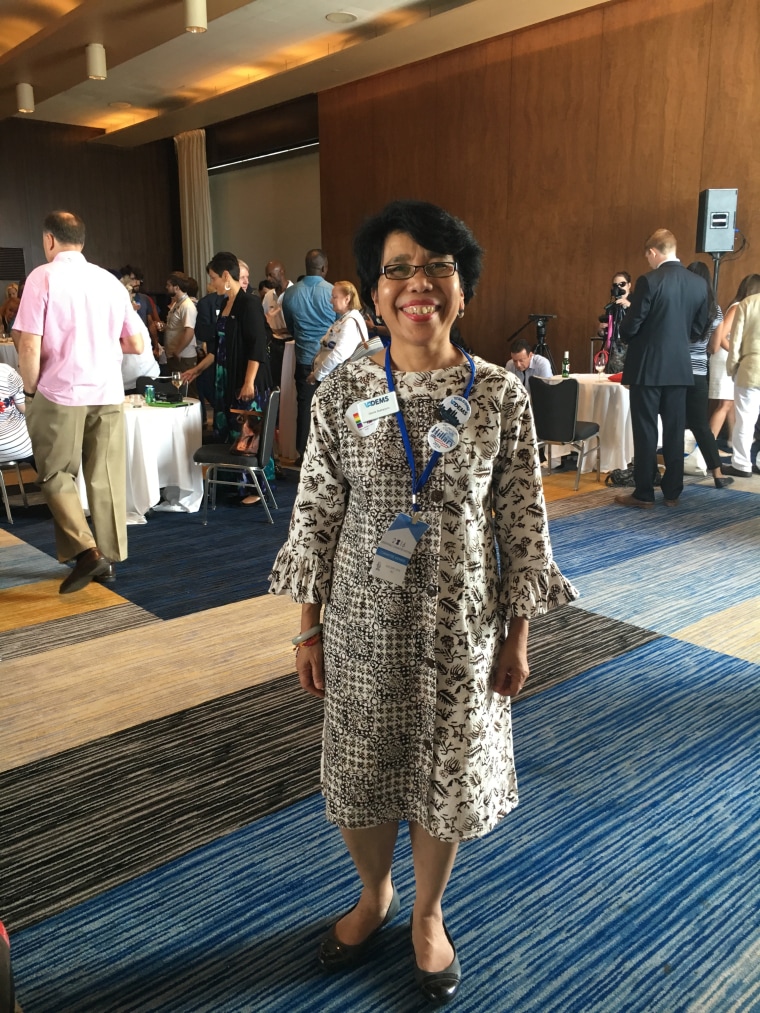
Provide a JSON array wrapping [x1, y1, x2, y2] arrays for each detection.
[[0, 0, 608, 147]]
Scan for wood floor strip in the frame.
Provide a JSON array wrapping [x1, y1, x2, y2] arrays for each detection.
[[0, 595, 302, 772], [0, 579, 126, 632], [672, 596, 760, 664]]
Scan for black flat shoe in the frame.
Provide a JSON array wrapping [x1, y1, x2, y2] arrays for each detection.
[[411, 916, 461, 1006], [318, 885, 400, 972]]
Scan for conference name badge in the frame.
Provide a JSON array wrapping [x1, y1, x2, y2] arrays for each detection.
[[345, 401, 379, 437], [427, 422, 459, 453], [357, 392, 399, 424], [370, 513, 430, 586]]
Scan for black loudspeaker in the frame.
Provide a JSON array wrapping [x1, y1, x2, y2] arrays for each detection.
[[696, 188, 737, 253]]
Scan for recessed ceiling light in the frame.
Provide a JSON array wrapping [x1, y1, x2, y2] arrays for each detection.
[[326, 11, 358, 24], [109, 101, 133, 109]]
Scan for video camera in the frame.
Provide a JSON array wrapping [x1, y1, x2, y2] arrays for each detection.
[[611, 281, 627, 299]]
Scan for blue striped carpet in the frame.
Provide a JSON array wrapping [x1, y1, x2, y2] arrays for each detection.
[[11, 637, 760, 1012]]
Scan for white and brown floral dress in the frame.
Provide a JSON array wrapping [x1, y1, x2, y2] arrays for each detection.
[[269, 355, 577, 842]]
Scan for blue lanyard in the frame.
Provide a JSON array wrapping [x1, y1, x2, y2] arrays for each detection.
[[384, 343, 476, 514]]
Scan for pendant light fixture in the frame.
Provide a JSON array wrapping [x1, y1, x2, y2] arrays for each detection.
[[16, 83, 35, 113], [86, 43, 107, 80], [185, 0, 207, 33]]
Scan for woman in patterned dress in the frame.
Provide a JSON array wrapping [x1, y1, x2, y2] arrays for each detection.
[[269, 200, 577, 1005]]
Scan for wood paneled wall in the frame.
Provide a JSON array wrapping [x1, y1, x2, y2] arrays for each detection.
[[0, 119, 181, 291], [319, 0, 760, 369]]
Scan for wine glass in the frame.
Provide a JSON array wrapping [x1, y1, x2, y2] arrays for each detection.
[[171, 371, 183, 391]]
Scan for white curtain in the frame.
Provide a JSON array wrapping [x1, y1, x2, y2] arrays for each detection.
[[173, 129, 213, 286]]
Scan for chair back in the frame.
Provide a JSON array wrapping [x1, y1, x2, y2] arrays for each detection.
[[529, 376, 579, 443], [257, 388, 280, 467]]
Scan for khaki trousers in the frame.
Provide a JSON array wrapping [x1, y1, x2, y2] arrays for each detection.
[[25, 392, 127, 563]]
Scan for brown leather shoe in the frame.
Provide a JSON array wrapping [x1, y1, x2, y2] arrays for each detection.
[[663, 499, 679, 507], [614, 494, 654, 509], [93, 561, 116, 584], [59, 547, 110, 594]]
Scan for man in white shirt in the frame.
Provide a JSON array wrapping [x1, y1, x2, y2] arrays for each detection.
[[506, 338, 553, 387], [163, 272, 198, 373]]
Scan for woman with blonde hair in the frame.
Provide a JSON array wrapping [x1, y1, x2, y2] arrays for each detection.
[[307, 280, 370, 384]]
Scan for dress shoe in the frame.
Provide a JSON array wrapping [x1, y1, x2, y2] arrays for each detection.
[[60, 547, 110, 594], [663, 498, 679, 508], [721, 465, 753, 478], [93, 561, 116, 584], [614, 494, 654, 509], [411, 915, 461, 1006], [318, 885, 400, 971], [713, 476, 734, 489]]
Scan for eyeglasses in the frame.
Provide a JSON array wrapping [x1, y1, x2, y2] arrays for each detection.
[[380, 261, 458, 281]]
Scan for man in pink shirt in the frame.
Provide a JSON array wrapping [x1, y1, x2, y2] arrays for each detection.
[[15, 210, 144, 593]]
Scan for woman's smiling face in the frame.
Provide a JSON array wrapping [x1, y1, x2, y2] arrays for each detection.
[[373, 231, 464, 354]]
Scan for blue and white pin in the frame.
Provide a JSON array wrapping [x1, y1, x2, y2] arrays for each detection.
[[427, 421, 459, 453], [439, 394, 471, 427]]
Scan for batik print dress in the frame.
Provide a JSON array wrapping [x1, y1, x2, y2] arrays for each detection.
[[269, 355, 578, 842]]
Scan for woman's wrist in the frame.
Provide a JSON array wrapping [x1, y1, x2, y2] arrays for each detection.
[[292, 623, 323, 646]]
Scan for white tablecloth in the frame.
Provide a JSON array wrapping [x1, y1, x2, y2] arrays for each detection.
[[277, 341, 298, 461], [0, 342, 19, 368], [78, 399, 203, 524], [574, 373, 634, 473], [544, 373, 633, 474]]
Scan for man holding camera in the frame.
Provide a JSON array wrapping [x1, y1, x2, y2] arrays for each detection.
[[615, 229, 708, 509]]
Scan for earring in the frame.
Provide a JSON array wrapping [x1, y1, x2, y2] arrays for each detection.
[[224, 282, 231, 291], [375, 315, 384, 324], [457, 308, 464, 319]]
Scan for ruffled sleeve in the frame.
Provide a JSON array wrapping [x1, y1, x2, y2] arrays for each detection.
[[492, 376, 579, 618], [268, 381, 349, 602]]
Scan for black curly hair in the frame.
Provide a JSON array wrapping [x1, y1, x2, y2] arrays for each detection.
[[353, 200, 483, 309]]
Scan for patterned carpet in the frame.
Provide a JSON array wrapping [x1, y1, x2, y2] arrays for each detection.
[[2, 470, 759, 1012]]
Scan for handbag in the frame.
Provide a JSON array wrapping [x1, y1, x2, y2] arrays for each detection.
[[232, 413, 261, 455]]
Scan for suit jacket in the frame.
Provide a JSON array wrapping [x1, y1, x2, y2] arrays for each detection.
[[620, 260, 707, 386], [727, 292, 760, 389]]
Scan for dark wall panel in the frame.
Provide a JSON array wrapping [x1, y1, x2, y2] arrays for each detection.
[[320, 0, 759, 369], [0, 119, 180, 291]]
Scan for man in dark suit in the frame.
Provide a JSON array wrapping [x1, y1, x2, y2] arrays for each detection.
[[615, 228, 708, 508]]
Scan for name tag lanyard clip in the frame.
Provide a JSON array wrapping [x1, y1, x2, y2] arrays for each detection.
[[384, 343, 476, 516]]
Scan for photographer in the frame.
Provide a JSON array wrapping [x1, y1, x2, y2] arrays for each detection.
[[597, 271, 632, 372]]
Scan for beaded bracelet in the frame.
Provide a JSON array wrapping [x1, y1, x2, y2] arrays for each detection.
[[291, 623, 323, 646]]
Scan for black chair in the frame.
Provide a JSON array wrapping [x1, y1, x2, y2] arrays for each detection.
[[192, 388, 280, 524], [0, 459, 29, 524], [529, 376, 601, 490]]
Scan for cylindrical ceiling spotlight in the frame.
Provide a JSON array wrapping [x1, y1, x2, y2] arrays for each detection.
[[86, 43, 107, 80], [16, 83, 35, 114], [184, 0, 207, 33]]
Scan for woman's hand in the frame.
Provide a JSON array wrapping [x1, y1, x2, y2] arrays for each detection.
[[238, 382, 255, 401], [306, 370, 317, 385], [492, 618, 530, 697], [615, 296, 631, 309], [296, 642, 325, 698], [180, 368, 196, 383]]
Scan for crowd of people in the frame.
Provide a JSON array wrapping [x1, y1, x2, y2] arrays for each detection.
[[3, 202, 760, 1009]]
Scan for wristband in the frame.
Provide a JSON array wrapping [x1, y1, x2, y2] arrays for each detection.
[[24, 390, 35, 398], [291, 623, 323, 646]]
